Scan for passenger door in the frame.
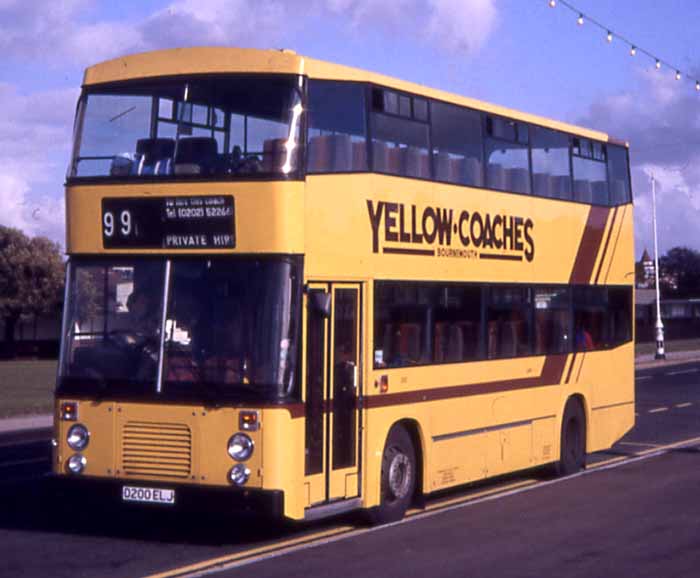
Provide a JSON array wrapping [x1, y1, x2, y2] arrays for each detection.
[[304, 283, 362, 506]]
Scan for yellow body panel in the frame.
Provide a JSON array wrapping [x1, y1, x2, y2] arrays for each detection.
[[66, 182, 304, 255]]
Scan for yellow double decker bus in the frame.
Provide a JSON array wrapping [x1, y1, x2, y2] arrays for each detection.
[[53, 47, 634, 523]]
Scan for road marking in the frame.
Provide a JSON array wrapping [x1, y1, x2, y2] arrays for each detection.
[[675, 402, 693, 408], [142, 526, 354, 578], [667, 368, 699, 376], [146, 435, 700, 578], [648, 407, 669, 413], [588, 456, 627, 468], [636, 375, 652, 381], [619, 441, 661, 448], [417, 479, 537, 514]]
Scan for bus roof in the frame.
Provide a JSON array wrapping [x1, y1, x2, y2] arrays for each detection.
[[83, 47, 612, 143]]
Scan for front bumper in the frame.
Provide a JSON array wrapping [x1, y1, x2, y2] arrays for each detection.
[[50, 475, 284, 518]]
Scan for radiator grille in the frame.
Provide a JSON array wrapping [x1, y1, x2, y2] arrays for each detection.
[[121, 421, 192, 479]]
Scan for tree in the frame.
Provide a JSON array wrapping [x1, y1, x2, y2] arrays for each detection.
[[0, 226, 65, 352], [659, 246, 700, 298]]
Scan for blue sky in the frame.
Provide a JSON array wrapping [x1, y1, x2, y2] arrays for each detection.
[[2, 0, 700, 256]]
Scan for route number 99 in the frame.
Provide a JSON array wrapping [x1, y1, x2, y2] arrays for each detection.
[[103, 210, 132, 238]]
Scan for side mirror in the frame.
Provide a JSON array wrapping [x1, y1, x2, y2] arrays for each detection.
[[309, 290, 331, 318]]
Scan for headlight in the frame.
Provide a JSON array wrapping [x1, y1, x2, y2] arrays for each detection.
[[67, 424, 90, 451], [67, 454, 87, 474], [227, 433, 254, 461], [228, 464, 251, 486]]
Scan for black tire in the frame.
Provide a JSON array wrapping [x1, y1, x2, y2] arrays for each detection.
[[556, 399, 587, 476], [368, 425, 416, 525]]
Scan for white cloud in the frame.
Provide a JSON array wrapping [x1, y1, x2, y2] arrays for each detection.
[[0, 83, 75, 246], [580, 68, 700, 255]]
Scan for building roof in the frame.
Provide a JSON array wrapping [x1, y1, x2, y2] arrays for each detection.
[[640, 248, 652, 263]]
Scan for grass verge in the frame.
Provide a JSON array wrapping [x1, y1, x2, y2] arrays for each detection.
[[0, 360, 57, 418]]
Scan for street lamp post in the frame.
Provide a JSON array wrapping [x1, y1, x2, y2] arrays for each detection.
[[651, 173, 666, 360]]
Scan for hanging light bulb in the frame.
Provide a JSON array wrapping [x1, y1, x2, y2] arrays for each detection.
[[630, 46, 637, 56], [696, 81, 700, 92], [606, 31, 613, 43], [676, 70, 682, 81], [577, 13, 584, 25], [655, 59, 661, 70], [549, 0, 556, 7]]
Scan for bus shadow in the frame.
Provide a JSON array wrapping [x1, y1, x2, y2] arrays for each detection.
[[0, 476, 311, 547]]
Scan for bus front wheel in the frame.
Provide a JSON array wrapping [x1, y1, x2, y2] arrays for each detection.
[[556, 399, 586, 476], [369, 425, 416, 525]]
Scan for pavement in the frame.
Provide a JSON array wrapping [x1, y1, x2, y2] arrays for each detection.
[[2, 350, 700, 435], [0, 414, 53, 434]]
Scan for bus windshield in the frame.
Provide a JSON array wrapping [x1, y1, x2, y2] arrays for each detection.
[[69, 75, 303, 179], [58, 257, 300, 401]]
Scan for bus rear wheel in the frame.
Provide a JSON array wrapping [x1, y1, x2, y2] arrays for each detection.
[[369, 425, 416, 525], [556, 400, 586, 476]]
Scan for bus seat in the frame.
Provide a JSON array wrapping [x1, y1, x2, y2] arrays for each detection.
[[434, 151, 452, 182], [508, 168, 530, 194], [487, 163, 506, 190], [329, 134, 353, 171], [174, 137, 218, 175], [136, 138, 175, 175], [352, 140, 367, 170], [262, 138, 288, 172], [573, 179, 593, 203], [533, 173, 553, 198], [307, 135, 331, 172], [449, 156, 466, 184], [464, 157, 482, 186], [447, 324, 464, 362], [404, 147, 430, 178], [554, 175, 572, 199], [110, 153, 136, 176], [610, 179, 627, 204], [372, 140, 390, 173], [387, 146, 402, 175], [433, 321, 449, 362], [397, 323, 421, 364], [591, 181, 609, 205]]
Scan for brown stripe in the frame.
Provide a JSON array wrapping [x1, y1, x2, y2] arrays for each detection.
[[604, 205, 626, 283], [569, 206, 610, 284], [594, 207, 618, 284], [576, 352, 586, 383], [365, 354, 569, 410], [565, 351, 578, 384]]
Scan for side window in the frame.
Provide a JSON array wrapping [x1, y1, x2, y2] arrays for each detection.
[[573, 286, 607, 350], [531, 127, 572, 200], [487, 286, 531, 358], [573, 138, 608, 205], [608, 287, 632, 346], [433, 286, 483, 363], [431, 101, 484, 187], [307, 80, 368, 173], [485, 116, 531, 194], [374, 282, 433, 368], [607, 145, 631, 205], [371, 88, 430, 179], [534, 287, 570, 354]]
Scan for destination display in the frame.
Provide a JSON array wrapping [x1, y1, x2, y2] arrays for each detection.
[[101, 196, 235, 249]]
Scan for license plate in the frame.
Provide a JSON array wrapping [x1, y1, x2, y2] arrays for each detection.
[[122, 485, 175, 505]]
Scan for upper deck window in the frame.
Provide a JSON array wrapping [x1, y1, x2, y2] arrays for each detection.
[[69, 75, 303, 181], [572, 137, 608, 204], [531, 127, 572, 200], [484, 116, 531, 195], [431, 101, 484, 187], [607, 145, 632, 205], [371, 88, 430, 178], [307, 81, 367, 173]]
